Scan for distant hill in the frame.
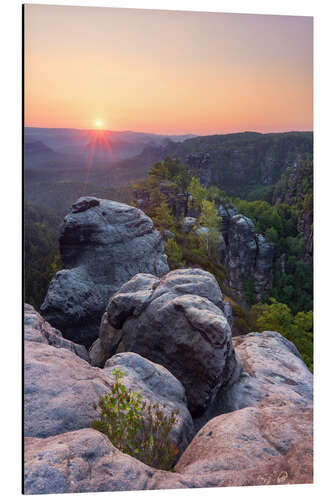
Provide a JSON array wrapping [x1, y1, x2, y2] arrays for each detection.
[[139, 131, 313, 199], [24, 127, 196, 157], [24, 140, 55, 155]]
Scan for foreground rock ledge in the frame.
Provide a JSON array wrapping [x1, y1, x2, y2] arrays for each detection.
[[24, 397, 313, 495], [24, 307, 313, 494], [40, 197, 169, 346]]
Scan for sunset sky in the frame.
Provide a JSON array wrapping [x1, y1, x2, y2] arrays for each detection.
[[24, 5, 313, 135]]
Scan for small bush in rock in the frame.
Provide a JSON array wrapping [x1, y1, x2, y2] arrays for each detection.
[[92, 368, 179, 470]]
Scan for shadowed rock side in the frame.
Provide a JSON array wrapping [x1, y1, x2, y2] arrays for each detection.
[[186, 152, 212, 187], [24, 303, 89, 362], [40, 197, 169, 346]]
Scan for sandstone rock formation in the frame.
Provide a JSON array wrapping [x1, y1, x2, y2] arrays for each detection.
[[105, 268, 242, 415], [24, 299, 313, 494], [273, 155, 313, 262], [25, 339, 112, 438], [297, 207, 313, 262], [40, 197, 169, 346], [182, 216, 197, 233], [194, 330, 313, 429], [218, 206, 274, 298], [89, 311, 124, 367], [24, 346, 192, 451]]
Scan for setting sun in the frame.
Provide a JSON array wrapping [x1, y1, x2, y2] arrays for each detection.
[[95, 120, 103, 129]]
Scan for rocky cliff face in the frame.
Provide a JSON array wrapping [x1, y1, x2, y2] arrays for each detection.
[[186, 152, 212, 187], [297, 210, 313, 262], [274, 155, 313, 262], [40, 197, 169, 346], [218, 205, 274, 299]]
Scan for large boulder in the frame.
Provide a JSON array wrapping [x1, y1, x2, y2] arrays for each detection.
[[24, 303, 89, 362], [105, 269, 242, 416], [24, 337, 192, 450], [40, 197, 169, 346], [24, 341, 114, 438], [194, 330, 313, 429], [173, 396, 313, 488]]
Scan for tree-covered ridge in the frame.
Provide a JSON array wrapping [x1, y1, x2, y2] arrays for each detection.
[[144, 131, 313, 199], [273, 153, 313, 209]]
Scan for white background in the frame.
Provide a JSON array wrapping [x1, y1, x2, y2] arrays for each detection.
[[0, 0, 331, 499]]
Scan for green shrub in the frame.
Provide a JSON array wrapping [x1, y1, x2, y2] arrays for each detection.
[[92, 368, 179, 470]]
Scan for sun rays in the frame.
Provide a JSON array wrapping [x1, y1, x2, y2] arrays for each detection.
[[81, 125, 112, 195]]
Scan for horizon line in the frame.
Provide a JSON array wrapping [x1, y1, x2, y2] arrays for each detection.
[[24, 126, 314, 137]]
